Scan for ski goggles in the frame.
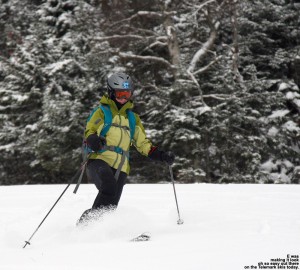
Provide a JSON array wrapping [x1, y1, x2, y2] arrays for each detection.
[[115, 90, 132, 99]]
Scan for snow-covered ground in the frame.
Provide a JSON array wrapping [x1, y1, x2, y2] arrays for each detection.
[[1, 184, 299, 270]]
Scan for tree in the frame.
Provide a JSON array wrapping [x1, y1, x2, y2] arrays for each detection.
[[0, 0, 299, 184]]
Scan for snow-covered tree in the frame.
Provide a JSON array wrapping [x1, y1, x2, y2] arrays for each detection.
[[0, 0, 299, 184]]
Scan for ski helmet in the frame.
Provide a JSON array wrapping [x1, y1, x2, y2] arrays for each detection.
[[107, 73, 134, 99]]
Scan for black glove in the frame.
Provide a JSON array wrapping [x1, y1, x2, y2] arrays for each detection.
[[148, 147, 175, 165], [161, 151, 175, 165], [86, 134, 106, 152]]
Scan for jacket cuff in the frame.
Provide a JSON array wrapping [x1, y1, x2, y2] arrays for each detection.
[[148, 146, 162, 161]]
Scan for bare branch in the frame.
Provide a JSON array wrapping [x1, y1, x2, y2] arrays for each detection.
[[111, 11, 176, 27], [193, 55, 222, 75], [183, 0, 215, 10], [215, 0, 228, 14], [187, 21, 219, 73], [192, 0, 217, 16], [118, 52, 175, 70], [156, 36, 168, 42], [93, 35, 145, 42], [186, 70, 206, 105], [203, 94, 233, 100], [141, 41, 168, 54], [119, 25, 158, 37], [188, 93, 233, 101], [149, 41, 168, 48]]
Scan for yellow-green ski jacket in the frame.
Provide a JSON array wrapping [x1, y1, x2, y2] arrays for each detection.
[[85, 95, 153, 174]]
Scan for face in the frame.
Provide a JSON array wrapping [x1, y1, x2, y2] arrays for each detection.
[[115, 97, 128, 104], [115, 90, 132, 104]]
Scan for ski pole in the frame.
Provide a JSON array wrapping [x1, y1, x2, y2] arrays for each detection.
[[23, 162, 86, 249], [169, 165, 184, 225]]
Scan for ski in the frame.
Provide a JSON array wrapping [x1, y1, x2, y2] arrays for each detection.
[[130, 232, 151, 242]]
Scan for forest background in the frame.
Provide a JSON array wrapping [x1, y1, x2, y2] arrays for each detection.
[[0, 0, 299, 185]]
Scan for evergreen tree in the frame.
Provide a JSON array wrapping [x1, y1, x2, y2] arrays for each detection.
[[0, 0, 299, 184]]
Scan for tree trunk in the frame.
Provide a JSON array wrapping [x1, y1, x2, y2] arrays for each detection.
[[162, 1, 181, 78], [230, 0, 242, 83]]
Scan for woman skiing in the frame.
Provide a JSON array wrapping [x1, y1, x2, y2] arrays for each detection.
[[78, 72, 175, 224]]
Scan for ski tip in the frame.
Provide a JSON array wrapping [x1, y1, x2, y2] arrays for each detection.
[[130, 232, 151, 242]]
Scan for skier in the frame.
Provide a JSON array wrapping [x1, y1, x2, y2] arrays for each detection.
[[78, 72, 175, 224]]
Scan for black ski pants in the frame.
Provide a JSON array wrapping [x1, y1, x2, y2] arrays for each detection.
[[86, 159, 127, 209]]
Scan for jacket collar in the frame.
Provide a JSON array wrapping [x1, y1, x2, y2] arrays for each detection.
[[100, 94, 134, 114]]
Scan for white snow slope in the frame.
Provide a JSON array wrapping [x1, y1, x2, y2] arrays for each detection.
[[0, 184, 299, 270]]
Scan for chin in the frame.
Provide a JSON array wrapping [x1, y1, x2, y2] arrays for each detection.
[[116, 99, 127, 104]]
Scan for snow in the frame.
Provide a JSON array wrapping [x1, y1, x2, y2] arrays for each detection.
[[286, 91, 300, 100], [44, 59, 73, 76], [0, 143, 16, 151], [268, 126, 279, 136], [260, 159, 295, 184], [196, 105, 211, 115], [25, 124, 38, 132], [278, 82, 289, 91], [294, 99, 300, 108], [268, 109, 290, 119], [1, 184, 299, 270], [145, 128, 162, 139], [283, 121, 300, 132], [60, 126, 70, 132]]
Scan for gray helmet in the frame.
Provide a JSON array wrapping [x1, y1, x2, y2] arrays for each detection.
[[107, 73, 134, 98]]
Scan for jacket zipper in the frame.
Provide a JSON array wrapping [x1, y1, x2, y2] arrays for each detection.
[[112, 113, 123, 169]]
